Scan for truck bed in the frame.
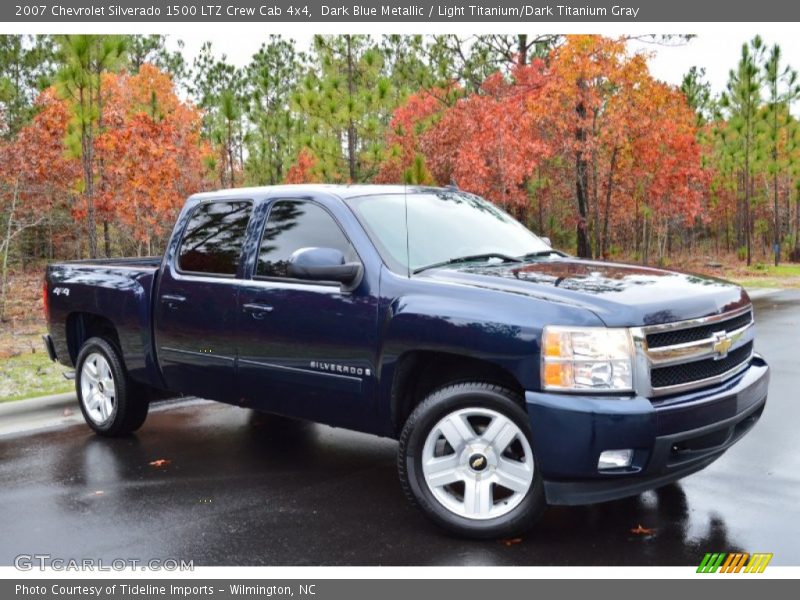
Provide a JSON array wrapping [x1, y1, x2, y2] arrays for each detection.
[[45, 256, 164, 389], [55, 256, 162, 269]]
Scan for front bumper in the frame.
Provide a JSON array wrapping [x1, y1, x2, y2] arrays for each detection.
[[525, 354, 769, 506]]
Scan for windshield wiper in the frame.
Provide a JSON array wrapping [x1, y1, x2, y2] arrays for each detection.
[[412, 253, 522, 275], [518, 249, 567, 260]]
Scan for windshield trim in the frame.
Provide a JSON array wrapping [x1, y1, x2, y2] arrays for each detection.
[[344, 192, 412, 275]]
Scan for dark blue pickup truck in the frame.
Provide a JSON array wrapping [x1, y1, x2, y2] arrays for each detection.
[[43, 185, 769, 538]]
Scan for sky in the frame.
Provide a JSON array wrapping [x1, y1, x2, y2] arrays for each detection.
[[167, 32, 800, 101]]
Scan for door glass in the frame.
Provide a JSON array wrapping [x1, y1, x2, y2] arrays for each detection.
[[257, 200, 356, 278], [178, 201, 252, 275]]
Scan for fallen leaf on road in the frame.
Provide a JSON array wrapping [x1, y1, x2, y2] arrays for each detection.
[[93, 490, 104, 496], [630, 524, 654, 535], [501, 537, 523, 546], [63, 408, 73, 416], [149, 459, 171, 468]]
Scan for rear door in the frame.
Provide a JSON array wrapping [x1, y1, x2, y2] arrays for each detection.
[[236, 198, 379, 430], [154, 199, 252, 402]]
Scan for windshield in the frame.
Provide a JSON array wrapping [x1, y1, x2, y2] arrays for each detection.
[[346, 190, 551, 274]]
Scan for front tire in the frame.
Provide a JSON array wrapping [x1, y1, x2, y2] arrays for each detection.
[[398, 382, 546, 539], [76, 337, 149, 437]]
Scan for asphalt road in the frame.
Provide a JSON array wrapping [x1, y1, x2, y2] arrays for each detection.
[[0, 291, 798, 566]]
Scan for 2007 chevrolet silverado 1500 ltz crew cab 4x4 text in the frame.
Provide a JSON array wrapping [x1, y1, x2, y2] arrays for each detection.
[[43, 185, 769, 538]]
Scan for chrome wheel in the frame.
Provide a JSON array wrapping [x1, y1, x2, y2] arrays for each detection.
[[421, 407, 534, 520], [80, 352, 116, 425]]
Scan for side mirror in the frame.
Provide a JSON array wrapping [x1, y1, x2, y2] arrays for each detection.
[[541, 236, 552, 247], [288, 247, 362, 290]]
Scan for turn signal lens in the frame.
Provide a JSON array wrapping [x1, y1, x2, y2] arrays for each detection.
[[543, 362, 573, 388]]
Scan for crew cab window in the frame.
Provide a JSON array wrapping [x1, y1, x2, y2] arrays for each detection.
[[257, 200, 356, 278], [178, 201, 252, 275]]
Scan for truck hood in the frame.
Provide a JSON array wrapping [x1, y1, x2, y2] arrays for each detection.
[[418, 257, 750, 327]]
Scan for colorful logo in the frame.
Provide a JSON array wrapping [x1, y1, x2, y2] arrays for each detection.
[[697, 553, 773, 573]]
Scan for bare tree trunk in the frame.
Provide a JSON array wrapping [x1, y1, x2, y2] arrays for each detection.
[[574, 88, 591, 259], [773, 157, 780, 266], [103, 221, 111, 257], [227, 119, 236, 187], [97, 67, 110, 259], [76, 80, 98, 260], [346, 35, 357, 182], [517, 34, 528, 66], [1, 182, 44, 319], [745, 114, 752, 266], [601, 146, 618, 258], [0, 183, 18, 321], [537, 167, 544, 235], [592, 154, 600, 259]]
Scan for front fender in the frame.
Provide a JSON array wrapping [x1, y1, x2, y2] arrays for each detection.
[[374, 269, 604, 434]]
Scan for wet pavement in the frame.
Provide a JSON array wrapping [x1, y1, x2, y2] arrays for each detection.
[[0, 291, 798, 566]]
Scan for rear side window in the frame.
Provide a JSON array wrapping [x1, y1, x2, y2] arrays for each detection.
[[257, 200, 356, 278], [178, 201, 252, 275]]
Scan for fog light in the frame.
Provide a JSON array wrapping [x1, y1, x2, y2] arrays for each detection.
[[598, 449, 634, 470]]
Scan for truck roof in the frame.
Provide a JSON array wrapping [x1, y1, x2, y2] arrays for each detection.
[[188, 184, 454, 202]]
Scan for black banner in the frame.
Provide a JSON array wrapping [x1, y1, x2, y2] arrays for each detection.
[[3, 579, 797, 600], [5, 0, 800, 22]]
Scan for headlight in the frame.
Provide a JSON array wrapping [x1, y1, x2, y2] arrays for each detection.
[[541, 326, 634, 392]]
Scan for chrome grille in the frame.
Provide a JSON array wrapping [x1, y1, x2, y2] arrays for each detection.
[[631, 306, 755, 397], [650, 341, 753, 388], [646, 310, 753, 349]]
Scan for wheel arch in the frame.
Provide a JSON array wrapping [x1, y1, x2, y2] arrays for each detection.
[[389, 350, 525, 436], [66, 312, 122, 367]]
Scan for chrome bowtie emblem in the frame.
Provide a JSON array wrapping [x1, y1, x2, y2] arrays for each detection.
[[470, 455, 487, 470], [712, 331, 733, 359]]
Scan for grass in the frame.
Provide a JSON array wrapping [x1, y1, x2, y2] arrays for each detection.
[[0, 348, 73, 403], [723, 262, 800, 289], [748, 263, 800, 276]]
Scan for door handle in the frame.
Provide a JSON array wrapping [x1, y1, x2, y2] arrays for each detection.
[[243, 303, 274, 319], [161, 294, 186, 309]]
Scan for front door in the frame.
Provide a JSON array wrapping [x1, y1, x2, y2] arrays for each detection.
[[154, 200, 252, 402], [236, 199, 378, 430]]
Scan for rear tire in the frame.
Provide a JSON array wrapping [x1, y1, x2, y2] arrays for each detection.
[[75, 337, 149, 437], [398, 382, 546, 539]]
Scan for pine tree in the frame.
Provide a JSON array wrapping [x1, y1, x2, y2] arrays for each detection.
[[762, 43, 800, 265], [720, 36, 765, 266], [244, 36, 302, 185], [55, 35, 126, 258]]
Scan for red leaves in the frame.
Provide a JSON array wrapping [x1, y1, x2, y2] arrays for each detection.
[[148, 459, 171, 468], [285, 148, 321, 184], [501, 537, 523, 547], [630, 524, 655, 535], [0, 64, 208, 251], [377, 35, 709, 244], [95, 65, 208, 246]]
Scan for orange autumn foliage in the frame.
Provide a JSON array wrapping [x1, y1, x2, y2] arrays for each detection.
[[96, 64, 210, 249], [2, 64, 209, 254], [285, 147, 322, 184], [0, 88, 80, 215], [378, 35, 709, 254]]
